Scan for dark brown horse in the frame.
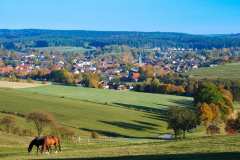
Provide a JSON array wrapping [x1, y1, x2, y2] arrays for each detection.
[[28, 136, 61, 154], [28, 136, 45, 154]]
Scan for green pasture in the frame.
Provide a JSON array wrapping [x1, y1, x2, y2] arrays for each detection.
[[187, 62, 240, 80]]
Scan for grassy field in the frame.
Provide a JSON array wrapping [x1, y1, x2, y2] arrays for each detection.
[[33, 46, 94, 54], [21, 85, 193, 109], [0, 132, 240, 160], [187, 62, 240, 80], [0, 84, 239, 159], [0, 87, 194, 138]]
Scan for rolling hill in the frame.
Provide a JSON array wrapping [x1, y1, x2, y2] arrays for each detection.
[[0, 86, 193, 138], [0, 84, 239, 159], [187, 62, 240, 80], [1, 29, 240, 49]]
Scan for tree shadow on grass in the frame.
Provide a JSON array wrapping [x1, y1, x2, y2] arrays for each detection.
[[113, 102, 168, 121], [79, 128, 160, 139], [41, 152, 240, 160], [133, 120, 159, 127], [99, 120, 155, 131], [80, 127, 134, 138], [166, 99, 194, 109]]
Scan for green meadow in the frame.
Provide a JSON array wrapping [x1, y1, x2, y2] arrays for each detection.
[[187, 62, 240, 80], [0, 85, 239, 159]]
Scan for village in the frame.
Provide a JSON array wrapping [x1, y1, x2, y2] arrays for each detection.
[[0, 46, 239, 90]]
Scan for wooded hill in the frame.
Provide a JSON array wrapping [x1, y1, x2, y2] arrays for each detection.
[[1, 29, 240, 49]]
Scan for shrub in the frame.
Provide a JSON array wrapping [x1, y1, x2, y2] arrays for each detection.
[[206, 125, 220, 135], [225, 119, 238, 135], [0, 116, 16, 133], [91, 131, 99, 139]]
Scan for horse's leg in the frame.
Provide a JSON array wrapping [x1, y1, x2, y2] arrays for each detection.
[[40, 146, 43, 154], [36, 146, 39, 155], [49, 145, 52, 153], [53, 144, 57, 153], [41, 144, 46, 154], [59, 143, 61, 152], [58, 141, 61, 152]]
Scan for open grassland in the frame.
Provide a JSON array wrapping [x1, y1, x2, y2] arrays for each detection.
[[0, 80, 47, 88], [21, 85, 193, 109], [0, 88, 194, 138], [0, 132, 240, 160], [33, 46, 94, 54], [187, 62, 240, 80], [0, 86, 240, 159]]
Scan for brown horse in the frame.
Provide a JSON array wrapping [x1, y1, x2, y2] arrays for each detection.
[[28, 136, 61, 154], [42, 136, 61, 153]]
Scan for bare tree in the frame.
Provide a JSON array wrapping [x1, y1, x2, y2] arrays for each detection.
[[26, 112, 55, 136]]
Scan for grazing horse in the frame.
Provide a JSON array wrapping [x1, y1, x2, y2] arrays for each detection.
[[28, 136, 61, 154], [42, 136, 61, 153], [28, 136, 45, 154]]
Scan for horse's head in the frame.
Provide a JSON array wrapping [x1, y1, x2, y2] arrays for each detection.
[[28, 138, 37, 153]]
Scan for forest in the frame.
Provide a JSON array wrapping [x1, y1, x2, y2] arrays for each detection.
[[1, 29, 240, 49]]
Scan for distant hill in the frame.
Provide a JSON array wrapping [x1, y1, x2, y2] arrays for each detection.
[[1, 29, 240, 49]]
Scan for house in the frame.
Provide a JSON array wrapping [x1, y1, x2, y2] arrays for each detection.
[[128, 67, 141, 82]]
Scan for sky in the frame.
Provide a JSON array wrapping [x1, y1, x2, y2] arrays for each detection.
[[0, 0, 240, 34]]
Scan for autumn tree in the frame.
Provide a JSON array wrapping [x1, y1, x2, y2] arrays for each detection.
[[195, 82, 233, 121], [49, 69, 74, 85], [139, 65, 154, 81], [81, 73, 101, 88], [195, 82, 234, 133], [27, 112, 55, 136]]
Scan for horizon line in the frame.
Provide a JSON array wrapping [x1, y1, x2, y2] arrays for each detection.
[[0, 28, 239, 36]]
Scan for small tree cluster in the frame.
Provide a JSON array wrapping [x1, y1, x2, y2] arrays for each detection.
[[134, 78, 185, 95], [49, 69, 75, 85], [195, 82, 234, 132], [81, 73, 101, 88], [167, 106, 199, 139]]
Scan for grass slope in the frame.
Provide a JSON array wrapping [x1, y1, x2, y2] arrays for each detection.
[[0, 132, 240, 160], [187, 62, 240, 80], [0, 88, 193, 138], [21, 85, 193, 109], [0, 86, 239, 159]]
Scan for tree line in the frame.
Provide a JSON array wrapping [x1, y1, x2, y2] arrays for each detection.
[[167, 82, 237, 139], [1, 29, 240, 50]]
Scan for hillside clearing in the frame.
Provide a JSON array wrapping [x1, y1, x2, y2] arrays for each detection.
[[187, 62, 240, 80], [21, 85, 193, 109]]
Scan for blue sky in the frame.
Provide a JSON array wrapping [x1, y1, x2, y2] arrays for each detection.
[[1, 0, 240, 34]]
